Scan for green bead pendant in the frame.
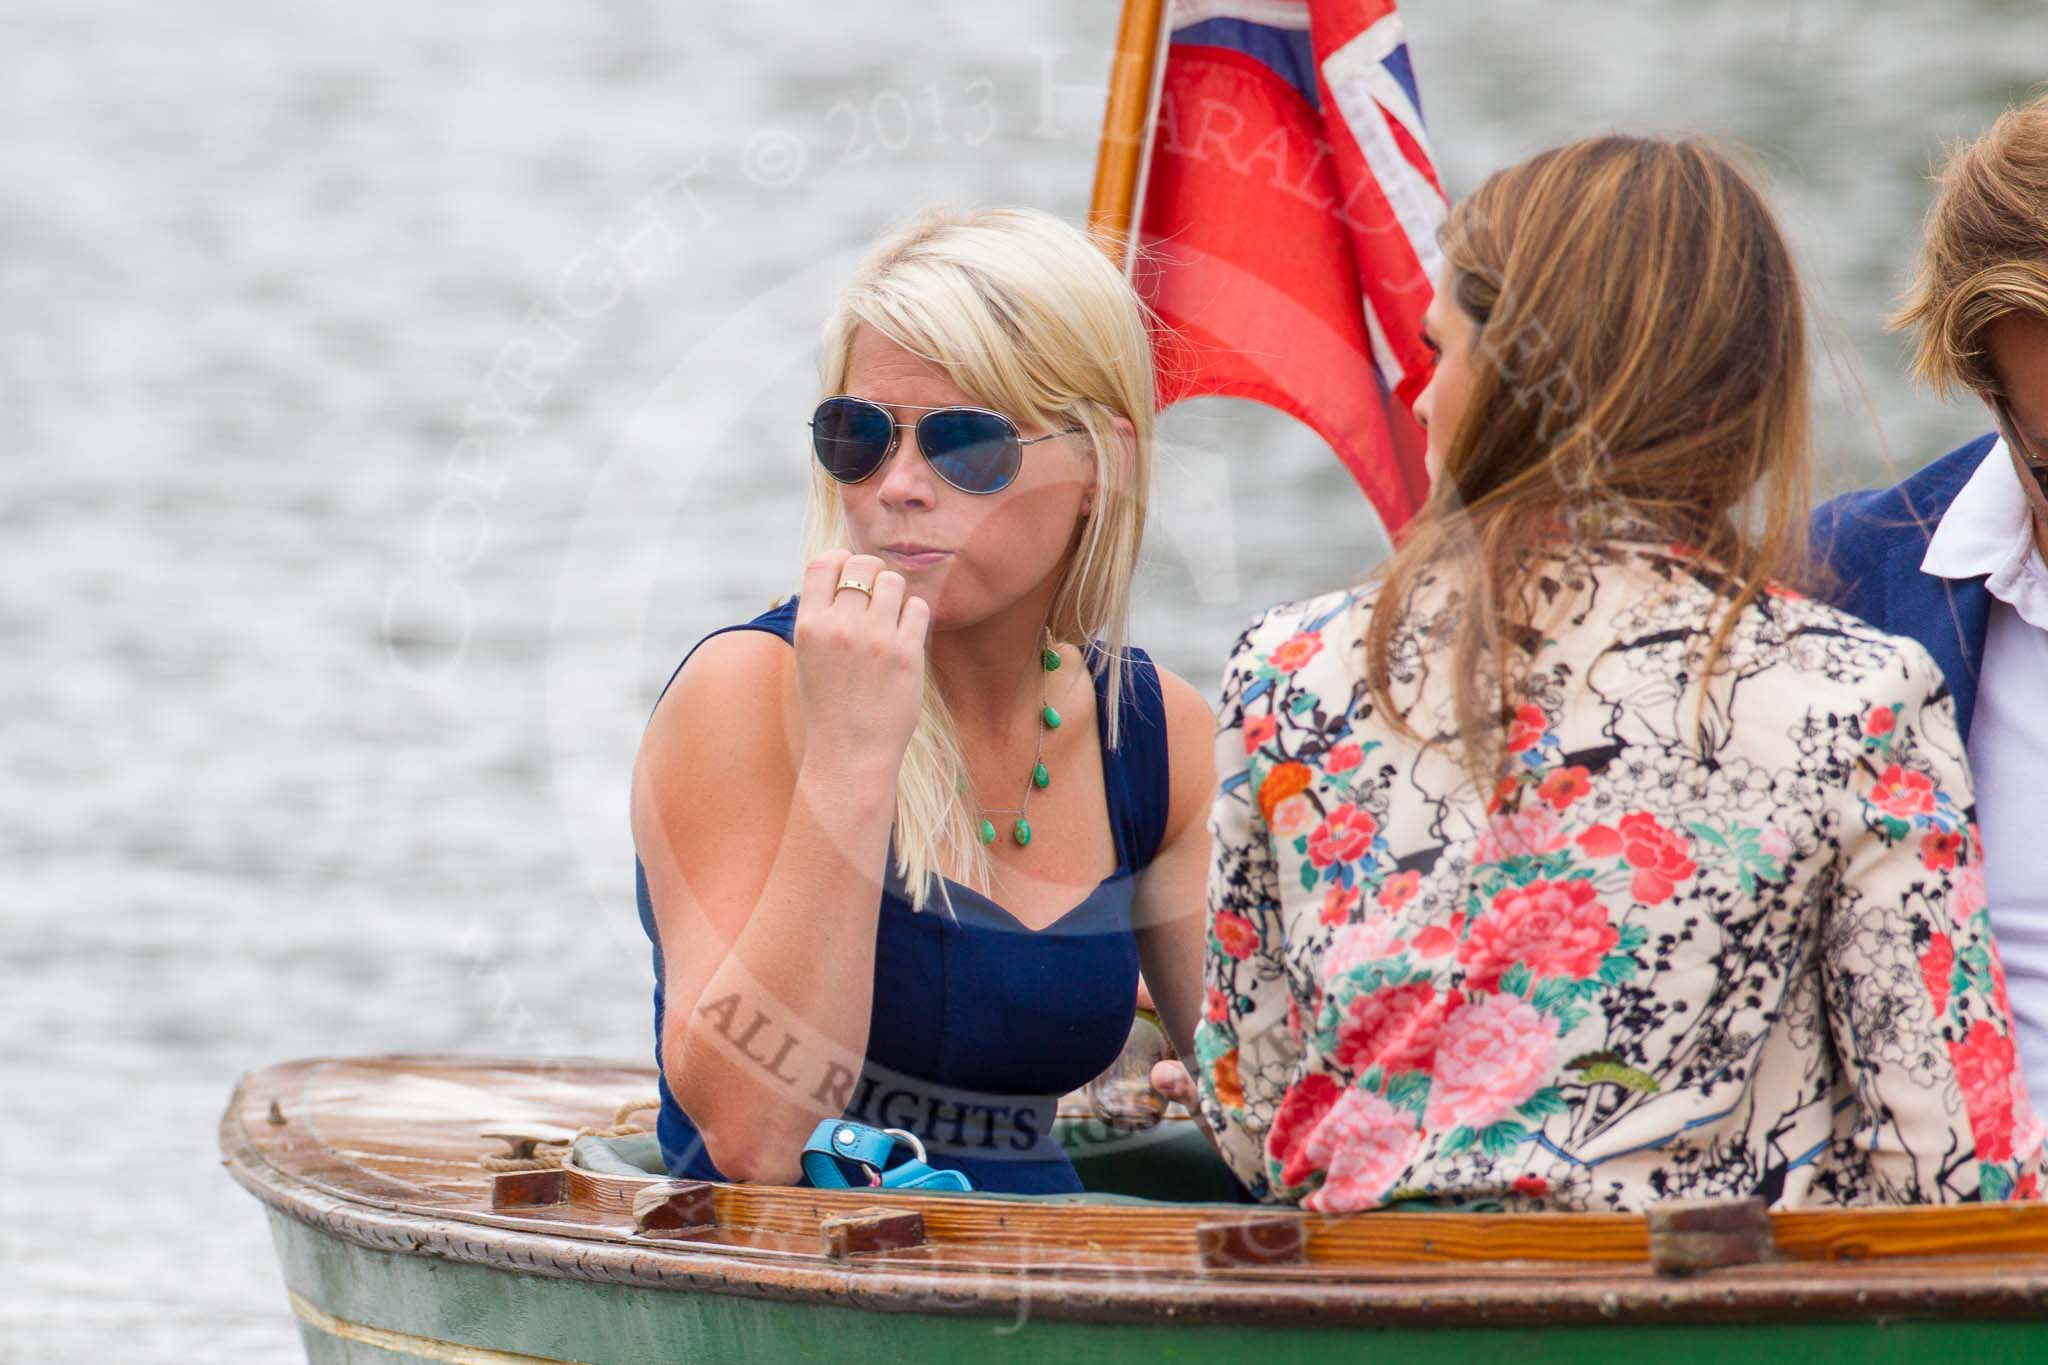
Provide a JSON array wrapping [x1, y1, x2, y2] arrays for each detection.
[[1012, 818, 1033, 847], [1042, 647, 1061, 671], [1032, 760, 1050, 789], [1042, 705, 1062, 730], [978, 818, 997, 846]]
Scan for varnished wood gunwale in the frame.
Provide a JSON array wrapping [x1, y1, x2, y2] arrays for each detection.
[[221, 1053, 2048, 1330]]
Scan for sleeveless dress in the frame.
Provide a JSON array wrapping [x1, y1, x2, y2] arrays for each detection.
[[635, 597, 1170, 1194]]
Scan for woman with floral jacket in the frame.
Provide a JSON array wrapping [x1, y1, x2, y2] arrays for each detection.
[[1192, 136, 2048, 1212]]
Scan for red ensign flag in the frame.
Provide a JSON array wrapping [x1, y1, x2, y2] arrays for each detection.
[[1136, 0, 1446, 533]]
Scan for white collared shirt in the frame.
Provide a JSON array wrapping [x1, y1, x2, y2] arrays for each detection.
[[1922, 442, 2048, 1104]]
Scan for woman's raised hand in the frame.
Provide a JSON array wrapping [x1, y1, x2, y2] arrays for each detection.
[[792, 550, 932, 781]]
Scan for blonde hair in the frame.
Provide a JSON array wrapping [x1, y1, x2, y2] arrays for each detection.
[[1893, 90, 2048, 398], [803, 206, 1156, 910], [1362, 135, 1814, 793]]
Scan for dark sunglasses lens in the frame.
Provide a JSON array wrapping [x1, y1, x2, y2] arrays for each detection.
[[811, 398, 893, 482], [917, 409, 1022, 494]]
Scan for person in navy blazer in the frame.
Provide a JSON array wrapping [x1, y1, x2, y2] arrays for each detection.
[[1812, 92, 2048, 1116], [1811, 431, 2003, 742]]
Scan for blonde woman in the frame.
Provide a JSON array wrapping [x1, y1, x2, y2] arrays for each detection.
[[1191, 136, 2047, 1212], [631, 207, 1214, 1192]]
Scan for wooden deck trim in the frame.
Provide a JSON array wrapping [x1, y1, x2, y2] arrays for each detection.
[[232, 1053, 2048, 1273], [220, 1056, 2048, 1330]]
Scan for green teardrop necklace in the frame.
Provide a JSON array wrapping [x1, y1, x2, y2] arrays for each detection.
[[962, 629, 1064, 849]]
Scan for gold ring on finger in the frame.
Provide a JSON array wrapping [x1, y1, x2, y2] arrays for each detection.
[[835, 579, 874, 600]]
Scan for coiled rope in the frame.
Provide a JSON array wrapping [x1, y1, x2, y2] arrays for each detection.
[[479, 1096, 661, 1172]]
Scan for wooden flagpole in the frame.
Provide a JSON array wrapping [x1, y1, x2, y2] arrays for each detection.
[[1087, 0, 1172, 276]]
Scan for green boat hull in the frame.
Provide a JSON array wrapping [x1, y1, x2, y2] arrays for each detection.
[[225, 1056, 2048, 1364], [267, 1205, 2048, 1365]]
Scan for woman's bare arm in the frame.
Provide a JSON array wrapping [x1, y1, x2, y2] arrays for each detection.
[[1132, 667, 1217, 1070], [631, 552, 927, 1183]]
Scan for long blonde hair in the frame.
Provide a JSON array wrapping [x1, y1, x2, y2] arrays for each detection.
[[803, 206, 1156, 910], [1363, 135, 1814, 793]]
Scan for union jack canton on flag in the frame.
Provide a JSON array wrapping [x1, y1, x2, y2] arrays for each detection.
[[1137, 0, 1447, 533]]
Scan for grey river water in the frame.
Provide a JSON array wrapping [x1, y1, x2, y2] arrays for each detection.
[[5, 0, 2045, 1358]]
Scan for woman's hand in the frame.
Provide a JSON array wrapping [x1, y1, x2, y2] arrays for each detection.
[[792, 550, 931, 781], [1149, 1059, 1196, 1108]]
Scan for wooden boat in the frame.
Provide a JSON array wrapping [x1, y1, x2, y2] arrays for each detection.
[[223, 1053, 2048, 1364]]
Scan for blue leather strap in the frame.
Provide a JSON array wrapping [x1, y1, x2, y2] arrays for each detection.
[[800, 1119, 973, 1192]]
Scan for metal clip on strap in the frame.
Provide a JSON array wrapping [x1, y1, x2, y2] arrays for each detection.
[[800, 1119, 973, 1192]]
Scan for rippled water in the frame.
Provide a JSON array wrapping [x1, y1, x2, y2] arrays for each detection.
[[7, 1, 2044, 1357]]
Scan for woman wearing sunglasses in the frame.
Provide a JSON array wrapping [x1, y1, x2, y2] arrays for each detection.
[[1186, 135, 2046, 1212], [630, 206, 1214, 1192]]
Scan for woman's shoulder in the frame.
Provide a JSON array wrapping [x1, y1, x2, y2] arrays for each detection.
[[1146, 659, 1216, 750], [1737, 580, 1956, 707], [1223, 585, 1369, 672], [1091, 640, 1210, 763], [1138, 659, 1219, 850], [1588, 545, 1954, 701], [642, 606, 801, 760]]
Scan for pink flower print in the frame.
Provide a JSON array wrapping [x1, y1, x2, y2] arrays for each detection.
[[1457, 878, 1618, 989], [1268, 632, 1324, 673], [1949, 1019, 2021, 1163], [1424, 994, 1562, 1133], [1204, 986, 1232, 1024], [1921, 933, 1955, 1017], [1866, 703, 1897, 738], [1475, 806, 1569, 864], [1506, 703, 1548, 755], [1411, 912, 1466, 959], [1616, 811, 1697, 903], [1332, 981, 1447, 1074], [1324, 916, 1402, 981], [1242, 713, 1279, 754], [1956, 860, 1988, 924], [1307, 803, 1377, 868], [1326, 741, 1365, 774], [1922, 829, 1963, 873], [1214, 912, 1260, 961], [1265, 1073, 1342, 1187], [2010, 1075, 2047, 1172], [1319, 883, 1362, 927], [1756, 824, 1793, 860], [1577, 824, 1620, 856], [1301, 1088, 1424, 1213], [1270, 794, 1314, 838], [1537, 765, 1593, 811], [1579, 812, 1697, 904], [1377, 869, 1422, 911], [1869, 764, 1938, 821]]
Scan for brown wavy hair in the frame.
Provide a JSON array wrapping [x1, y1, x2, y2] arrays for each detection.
[[1892, 90, 2048, 399], [1362, 134, 1814, 791]]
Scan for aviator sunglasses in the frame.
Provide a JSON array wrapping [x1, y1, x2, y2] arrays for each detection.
[[809, 395, 1081, 496], [1990, 394, 2048, 483]]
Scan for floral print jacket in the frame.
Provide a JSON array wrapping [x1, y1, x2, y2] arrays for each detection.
[[1197, 540, 2048, 1212]]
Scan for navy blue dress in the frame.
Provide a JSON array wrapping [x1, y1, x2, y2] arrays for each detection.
[[635, 597, 1170, 1194]]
